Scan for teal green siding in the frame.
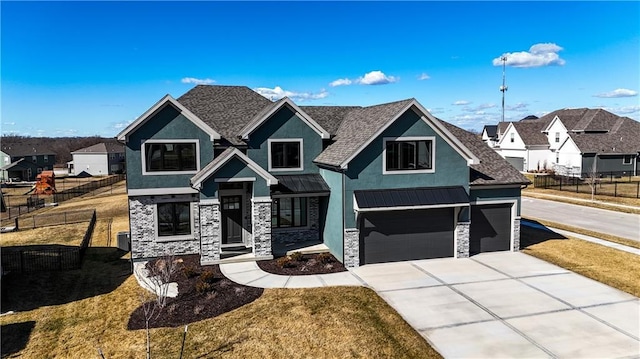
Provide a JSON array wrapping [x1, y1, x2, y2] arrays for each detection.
[[343, 111, 469, 227], [246, 107, 323, 175], [319, 168, 344, 261], [126, 105, 214, 189], [469, 187, 522, 216], [199, 157, 271, 199]]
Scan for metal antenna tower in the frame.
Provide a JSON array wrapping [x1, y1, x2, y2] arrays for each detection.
[[499, 55, 508, 122]]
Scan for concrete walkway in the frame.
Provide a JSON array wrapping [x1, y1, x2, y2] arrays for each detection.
[[219, 261, 364, 288]]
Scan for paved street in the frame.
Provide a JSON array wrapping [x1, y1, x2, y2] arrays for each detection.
[[521, 197, 640, 241]]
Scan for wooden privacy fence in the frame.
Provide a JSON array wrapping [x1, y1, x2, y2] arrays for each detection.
[[534, 175, 640, 199], [1, 210, 97, 274]]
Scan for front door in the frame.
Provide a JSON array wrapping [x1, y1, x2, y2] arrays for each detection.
[[221, 195, 243, 245]]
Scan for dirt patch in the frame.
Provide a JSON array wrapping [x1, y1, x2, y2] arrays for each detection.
[[128, 255, 263, 329], [257, 252, 347, 275]]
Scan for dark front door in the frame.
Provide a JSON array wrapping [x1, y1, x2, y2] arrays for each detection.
[[222, 195, 243, 244], [359, 208, 455, 265]]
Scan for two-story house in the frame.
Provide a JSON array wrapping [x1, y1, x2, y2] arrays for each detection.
[[489, 109, 640, 176], [0, 143, 56, 181], [117, 85, 530, 268], [70, 141, 125, 176]]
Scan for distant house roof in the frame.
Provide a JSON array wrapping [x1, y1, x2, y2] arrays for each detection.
[[511, 121, 549, 147], [482, 125, 497, 138], [72, 141, 124, 154], [567, 118, 640, 154], [1, 143, 55, 157], [442, 122, 531, 186]]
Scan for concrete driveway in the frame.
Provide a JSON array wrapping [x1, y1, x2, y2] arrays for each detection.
[[351, 252, 640, 358]]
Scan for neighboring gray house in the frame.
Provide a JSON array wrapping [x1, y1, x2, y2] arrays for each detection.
[[70, 142, 125, 176], [0, 144, 56, 181], [487, 109, 640, 177], [117, 85, 530, 268]]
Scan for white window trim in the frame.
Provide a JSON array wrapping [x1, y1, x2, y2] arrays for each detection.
[[271, 196, 311, 230], [267, 138, 304, 172], [153, 197, 196, 242], [622, 155, 633, 165], [141, 139, 200, 176], [382, 136, 436, 175]]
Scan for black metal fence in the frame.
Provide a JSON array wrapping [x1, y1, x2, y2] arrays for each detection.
[[15, 209, 96, 230], [53, 174, 125, 203], [1, 210, 97, 273], [533, 174, 640, 199]]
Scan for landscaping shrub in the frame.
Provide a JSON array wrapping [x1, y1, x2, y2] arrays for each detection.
[[277, 256, 295, 268], [182, 263, 200, 278], [195, 280, 213, 293], [317, 252, 334, 264], [199, 270, 216, 284], [289, 251, 304, 262]]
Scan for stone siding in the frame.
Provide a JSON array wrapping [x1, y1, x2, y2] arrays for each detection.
[[272, 197, 320, 243], [199, 203, 221, 263], [129, 196, 200, 260], [456, 221, 470, 258], [344, 228, 360, 268], [513, 218, 521, 252], [252, 199, 272, 258]]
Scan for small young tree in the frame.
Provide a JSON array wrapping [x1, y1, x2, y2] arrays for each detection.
[[586, 158, 598, 202]]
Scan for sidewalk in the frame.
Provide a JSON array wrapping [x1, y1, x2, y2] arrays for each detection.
[[219, 261, 364, 289], [521, 220, 640, 256]]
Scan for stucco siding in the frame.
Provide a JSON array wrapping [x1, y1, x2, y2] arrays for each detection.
[[319, 168, 344, 261], [343, 110, 469, 228], [125, 105, 214, 190], [199, 157, 272, 199], [469, 187, 522, 216], [246, 106, 323, 175]]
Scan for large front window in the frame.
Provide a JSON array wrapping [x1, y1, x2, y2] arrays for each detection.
[[271, 197, 307, 228], [145, 142, 197, 172], [385, 139, 433, 172], [269, 139, 302, 171], [157, 202, 191, 237]]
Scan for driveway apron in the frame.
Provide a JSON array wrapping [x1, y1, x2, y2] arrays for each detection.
[[351, 252, 640, 358]]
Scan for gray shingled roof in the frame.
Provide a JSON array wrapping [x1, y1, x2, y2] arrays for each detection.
[[300, 106, 361, 136], [1, 143, 55, 157], [511, 121, 549, 147], [483, 125, 497, 138], [314, 99, 414, 167], [177, 85, 272, 145], [442, 122, 531, 186], [72, 141, 124, 154], [569, 117, 640, 154]]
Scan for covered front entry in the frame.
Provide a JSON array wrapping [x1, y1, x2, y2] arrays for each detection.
[[359, 208, 455, 265], [470, 203, 512, 255], [221, 195, 243, 245]]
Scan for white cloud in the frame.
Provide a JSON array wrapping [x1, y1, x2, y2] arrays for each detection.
[[418, 73, 430, 80], [603, 105, 640, 115], [181, 77, 216, 85], [329, 78, 352, 87], [493, 43, 566, 68], [594, 88, 638, 98], [453, 100, 470, 106], [506, 103, 529, 111], [3, 122, 16, 126], [330, 71, 398, 87], [113, 119, 134, 130], [357, 70, 398, 85], [253, 86, 328, 102]]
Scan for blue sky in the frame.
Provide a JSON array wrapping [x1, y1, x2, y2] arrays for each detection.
[[2, 1, 639, 137]]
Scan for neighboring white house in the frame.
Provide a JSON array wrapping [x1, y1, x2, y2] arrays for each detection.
[[71, 142, 125, 176], [486, 108, 640, 176]]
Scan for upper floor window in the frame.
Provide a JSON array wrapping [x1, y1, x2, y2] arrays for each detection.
[[555, 132, 560, 143], [142, 140, 198, 174], [109, 153, 116, 160], [268, 139, 303, 171], [384, 137, 434, 174], [623, 155, 633, 165], [44, 155, 49, 163], [510, 133, 515, 143], [32, 155, 37, 162]]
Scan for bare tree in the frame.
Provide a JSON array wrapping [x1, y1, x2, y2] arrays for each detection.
[[586, 158, 599, 202]]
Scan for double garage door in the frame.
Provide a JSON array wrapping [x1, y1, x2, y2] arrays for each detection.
[[358, 204, 512, 265], [359, 208, 455, 265]]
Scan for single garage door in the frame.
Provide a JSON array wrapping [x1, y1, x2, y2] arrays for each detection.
[[470, 204, 512, 255], [505, 157, 524, 171], [359, 208, 454, 265]]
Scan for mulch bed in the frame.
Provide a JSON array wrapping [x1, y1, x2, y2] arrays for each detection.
[[128, 255, 263, 330], [257, 252, 347, 275]]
